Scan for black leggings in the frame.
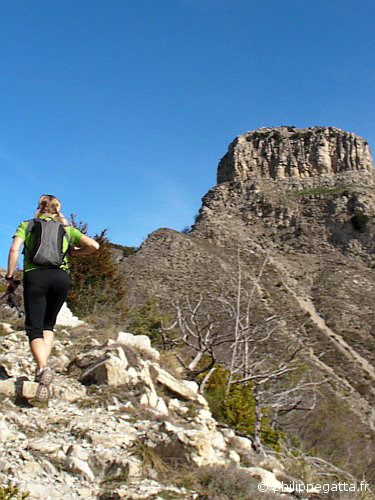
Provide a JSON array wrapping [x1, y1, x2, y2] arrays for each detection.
[[23, 268, 71, 341]]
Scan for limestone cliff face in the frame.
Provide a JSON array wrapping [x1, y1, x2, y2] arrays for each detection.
[[196, 127, 375, 265], [217, 126, 374, 183]]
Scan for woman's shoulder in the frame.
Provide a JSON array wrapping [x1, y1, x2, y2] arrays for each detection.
[[17, 219, 33, 229], [64, 225, 85, 242], [13, 220, 32, 239]]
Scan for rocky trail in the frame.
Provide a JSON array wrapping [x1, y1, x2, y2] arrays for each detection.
[[267, 253, 375, 429], [269, 254, 375, 383], [0, 307, 305, 500]]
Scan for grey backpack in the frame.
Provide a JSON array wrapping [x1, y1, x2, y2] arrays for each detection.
[[24, 218, 71, 267]]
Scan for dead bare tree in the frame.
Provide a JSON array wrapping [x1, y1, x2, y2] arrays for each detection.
[[161, 249, 327, 454], [214, 250, 327, 453], [165, 294, 233, 384]]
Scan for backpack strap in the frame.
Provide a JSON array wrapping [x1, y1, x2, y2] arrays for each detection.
[[22, 219, 36, 256], [61, 225, 72, 259]]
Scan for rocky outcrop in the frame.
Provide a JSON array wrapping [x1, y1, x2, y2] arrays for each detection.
[[0, 323, 304, 499], [217, 126, 374, 183]]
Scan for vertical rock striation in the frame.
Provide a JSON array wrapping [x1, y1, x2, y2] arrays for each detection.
[[217, 126, 374, 183]]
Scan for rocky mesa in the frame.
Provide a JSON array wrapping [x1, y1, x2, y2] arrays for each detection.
[[120, 126, 375, 484]]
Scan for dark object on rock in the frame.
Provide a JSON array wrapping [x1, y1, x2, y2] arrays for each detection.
[[0, 364, 10, 380]]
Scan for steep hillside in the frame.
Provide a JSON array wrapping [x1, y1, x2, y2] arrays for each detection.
[[120, 126, 375, 481]]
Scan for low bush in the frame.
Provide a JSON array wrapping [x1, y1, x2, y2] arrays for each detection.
[[0, 484, 29, 500], [126, 298, 174, 347], [67, 217, 127, 324], [204, 366, 283, 450], [351, 212, 369, 232], [193, 464, 279, 500]]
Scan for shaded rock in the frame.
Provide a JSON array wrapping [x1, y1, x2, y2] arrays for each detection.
[[79, 348, 130, 386]]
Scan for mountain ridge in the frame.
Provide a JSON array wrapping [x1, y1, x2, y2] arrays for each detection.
[[119, 126, 375, 482]]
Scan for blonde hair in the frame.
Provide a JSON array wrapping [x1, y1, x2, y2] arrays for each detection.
[[35, 194, 68, 226]]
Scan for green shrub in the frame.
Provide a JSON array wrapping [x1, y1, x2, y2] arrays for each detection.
[[0, 484, 29, 500], [127, 299, 173, 347], [110, 242, 137, 258], [351, 212, 369, 232], [298, 396, 375, 480], [204, 366, 282, 450], [67, 217, 127, 323]]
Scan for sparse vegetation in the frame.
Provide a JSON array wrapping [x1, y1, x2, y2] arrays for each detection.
[[76, 384, 134, 409], [129, 439, 170, 479], [296, 396, 375, 480], [204, 365, 283, 450], [351, 211, 369, 232], [290, 186, 350, 197], [193, 463, 271, 500], [127, 298, 174, 347], [67, 216, 127, 325], [0, 484, 29, 500]]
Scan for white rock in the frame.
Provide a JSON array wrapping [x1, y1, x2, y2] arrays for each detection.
[[117, 331, 160, 360], [79, 354, 130, 386], [246, 466, 285, 491], [168, 398, 188, 414], [127, 366, 138, 380], [231, 435, 254, 453], [142, 389, 158, 408], [155, 397, 169, 415], [22, 482, 63, 499], [0, 419, 12, 440], [67, 444, 90, 461], [22, 461, 45, 475], [56, 302, 84, 327], [0, 380, 15, 397], [229, 450, 241, 463], [221, 428, 236, 439], [210, 431, 227, 451], [148, 363, 201, 403], [0, 322, 13, 333], [66, 456, 95, 481], [184, 380, 199, 393]]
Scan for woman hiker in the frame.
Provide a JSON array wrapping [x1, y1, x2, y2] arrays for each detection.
[[5, 194, 99, 401]]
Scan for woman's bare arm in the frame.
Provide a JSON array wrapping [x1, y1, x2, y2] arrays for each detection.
[[6, 236, 23, 278], [70, 234, 100, 256]]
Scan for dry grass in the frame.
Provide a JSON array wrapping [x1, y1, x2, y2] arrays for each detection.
[[129, 439, 170, 479]]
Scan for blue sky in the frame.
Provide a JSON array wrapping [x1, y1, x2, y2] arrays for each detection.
[[1, 0, 374, 266]]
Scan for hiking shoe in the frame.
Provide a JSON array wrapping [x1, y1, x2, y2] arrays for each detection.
[[35, 366, 53, 385], [35, 383, 51, 402]]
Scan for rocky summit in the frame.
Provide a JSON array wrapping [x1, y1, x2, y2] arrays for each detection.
[[217, 126, 374, 182], [120, 126, 375, 484]]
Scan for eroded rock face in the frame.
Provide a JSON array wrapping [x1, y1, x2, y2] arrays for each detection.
[[217, 126, 374, 183]]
